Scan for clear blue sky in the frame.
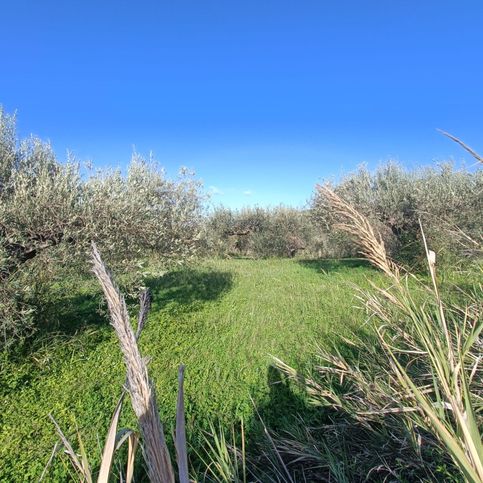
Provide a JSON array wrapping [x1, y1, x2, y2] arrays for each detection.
[[1, 1, 482, 208]]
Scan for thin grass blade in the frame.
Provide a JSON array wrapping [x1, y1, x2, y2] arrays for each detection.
[[97, 392, 126, 483], [175, 365, 189, 483]]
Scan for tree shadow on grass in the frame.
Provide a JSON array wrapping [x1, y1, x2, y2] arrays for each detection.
[[298, 258, 374, 274], [146, 268, 234, 315], [21, 268, 234, 355], [45, 292, 103, 333], [236, 320, 440, 482]]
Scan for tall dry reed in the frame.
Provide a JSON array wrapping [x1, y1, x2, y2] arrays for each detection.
[[276, 186, 482, 482], [48, 245, 189, 482], [91, 243, 175, 483]]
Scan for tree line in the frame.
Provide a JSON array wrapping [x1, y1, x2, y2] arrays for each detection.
[[1, 107, 481, 348]]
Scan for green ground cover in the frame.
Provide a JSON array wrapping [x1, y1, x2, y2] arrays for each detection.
[[0, 258, 383, 480]]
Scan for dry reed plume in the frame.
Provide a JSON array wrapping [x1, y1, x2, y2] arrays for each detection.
[[438, 129, 483, 165], [316, 184, 401, 280], [91, 243, 176, 483], [47, 245, 189, 482]]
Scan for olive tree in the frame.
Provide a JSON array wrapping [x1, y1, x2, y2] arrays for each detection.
[[202, 205, 314, 258], [0, 108, 204, 347], [311, 161, 483, 264], [250, 207, 313, 258]]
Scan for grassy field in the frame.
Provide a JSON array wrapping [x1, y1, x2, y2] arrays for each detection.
[[0, 257, 384, 480]]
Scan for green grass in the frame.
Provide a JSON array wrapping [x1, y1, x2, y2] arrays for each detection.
[[0, 258, 383, 480]]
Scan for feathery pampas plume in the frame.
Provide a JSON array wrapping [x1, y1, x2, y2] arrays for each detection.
[[316, 184, 401, 280], [91, 243, 175, 483]]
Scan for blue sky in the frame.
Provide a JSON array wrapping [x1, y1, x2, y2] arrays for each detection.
[[1, 1, 482, 208]]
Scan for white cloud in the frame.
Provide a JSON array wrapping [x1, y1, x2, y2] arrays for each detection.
[[209, 185, 224, 195], [243, 190, 252, 196]]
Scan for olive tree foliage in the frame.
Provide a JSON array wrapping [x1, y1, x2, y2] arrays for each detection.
[[0, 108, 204, 347], [202, 205, 315, 258], [311, 162, 483, 264], [250, 207, 314, 258]]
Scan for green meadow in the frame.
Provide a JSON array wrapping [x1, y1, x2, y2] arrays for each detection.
[[0, 257, 382, 480]]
